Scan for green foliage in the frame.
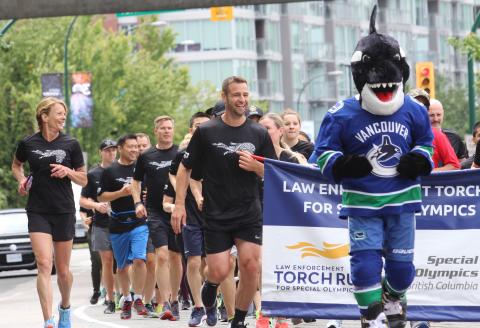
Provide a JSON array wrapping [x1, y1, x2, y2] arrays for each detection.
[[434, 74, 469, 135], [0, 17, 217, 208]]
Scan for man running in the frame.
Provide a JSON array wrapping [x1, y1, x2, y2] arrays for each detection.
[[172, 76, 276, 328], [98, 134, 148, 320], [80, 139, 117, 314], [132, 116, 182, 320]]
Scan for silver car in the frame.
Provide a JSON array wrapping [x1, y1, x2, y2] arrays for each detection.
[[0, 209, 36, 272]]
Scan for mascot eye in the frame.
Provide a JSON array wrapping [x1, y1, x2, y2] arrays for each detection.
[[393, 54, 401, 61], [362, 54, 371, 63]]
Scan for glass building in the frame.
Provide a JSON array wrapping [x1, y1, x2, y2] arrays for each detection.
[[118, 0, 480, 131]]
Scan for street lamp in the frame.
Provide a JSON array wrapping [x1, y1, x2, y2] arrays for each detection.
[[296, 70, 343, 112], [64, 16, 78, 135]]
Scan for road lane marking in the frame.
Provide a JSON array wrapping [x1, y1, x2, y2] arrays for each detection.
[[74, 305, 129, 328]]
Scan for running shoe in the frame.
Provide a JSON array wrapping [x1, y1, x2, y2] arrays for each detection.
[[256, 313, 271, 328], [205, 302, 218, 327], [275, 319, 289, 328], [182, 299, 192, 310], [189, 307, 207, 327], [90, 290, 101, 305], [326, 320, 343, 328], [44, 317, 56, 328], [219, 305, 228, 322], [158, 301, 173, 320], [229, 322, 248, 328], [360, 302, 389, 328], [291, 318, 302, 325], [145, 303, 159, 318], [104, 301, 116, 314], [171, 300, 180, 321], [117, 294, 124, 311], [57, 305, 71, 328], [133, 298, 148, 316], [410, 322, 430, 328], [121, 300, 132, 320]]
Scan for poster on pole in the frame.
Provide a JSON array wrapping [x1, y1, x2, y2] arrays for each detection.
[[41, 73, 63, 99], [70, 72, 93, 128], [262, 159, 480, 321]]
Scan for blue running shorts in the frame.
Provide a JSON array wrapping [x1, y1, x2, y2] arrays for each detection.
[[110, 224, 149, 269]]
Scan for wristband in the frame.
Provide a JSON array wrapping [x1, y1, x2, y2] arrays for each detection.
[[134, 201, 143, 208]]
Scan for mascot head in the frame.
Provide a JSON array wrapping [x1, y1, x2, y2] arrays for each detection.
[[351, 5, 410, 116]]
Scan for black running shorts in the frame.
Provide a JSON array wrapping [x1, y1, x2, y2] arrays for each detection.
[[27, 212, 76, 242], [203, 219, 262, 254]]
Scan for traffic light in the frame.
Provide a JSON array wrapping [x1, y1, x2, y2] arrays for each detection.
[[415, 62, 435, 99]]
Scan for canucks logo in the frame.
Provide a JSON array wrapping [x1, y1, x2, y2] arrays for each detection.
[[366, 135, 402, 177]]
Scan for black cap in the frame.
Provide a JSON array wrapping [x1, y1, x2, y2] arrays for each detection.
[[246, 106, 264, 118], [99, 139, 117, 151], [212, 100, 225, 117]]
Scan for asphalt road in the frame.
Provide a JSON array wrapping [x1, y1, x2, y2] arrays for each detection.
[[0, 247, 477, 328]]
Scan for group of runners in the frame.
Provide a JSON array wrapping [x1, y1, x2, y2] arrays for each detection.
[[12, 75, 317, 328]]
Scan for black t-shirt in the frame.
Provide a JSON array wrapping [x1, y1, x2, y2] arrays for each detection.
[[444, 129, 468, 160], [15, 132, 84, 214], [99, 161, 145, 233], [81, 165, 109, 228], [291, 139, 314, 160], [182, 117, 276, 223], [170, 150, 204, 226], [133, 145, 178, 215]]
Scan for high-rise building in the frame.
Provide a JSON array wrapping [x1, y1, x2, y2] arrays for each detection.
[[117, 0, 480, 131]]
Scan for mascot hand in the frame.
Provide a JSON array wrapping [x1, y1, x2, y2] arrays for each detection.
[[332, 155, 372, 183], [397, 152, 432, 180]]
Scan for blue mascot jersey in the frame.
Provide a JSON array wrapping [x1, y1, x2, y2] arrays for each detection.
[[312, 95, 434, 218]]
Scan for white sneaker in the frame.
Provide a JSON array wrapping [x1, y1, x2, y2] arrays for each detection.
[[361, 302, 389, 328], [326, 320, 343, 328]]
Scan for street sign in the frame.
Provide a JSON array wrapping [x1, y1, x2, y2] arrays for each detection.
[[210, 6, 234, 21], [116, 10, 182, 17]]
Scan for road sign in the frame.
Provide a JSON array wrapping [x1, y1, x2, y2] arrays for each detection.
[[210, 6, 234, 21], [116, 10, 182, 17]]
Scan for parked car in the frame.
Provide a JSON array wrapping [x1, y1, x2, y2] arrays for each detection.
[[0, 208, 37, 272], [73, 182, 87, 243]]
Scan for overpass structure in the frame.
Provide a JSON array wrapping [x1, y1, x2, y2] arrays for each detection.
[[0, 0, 310, 19]]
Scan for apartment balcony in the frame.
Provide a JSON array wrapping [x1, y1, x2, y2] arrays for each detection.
[[258, 79, 282, 98], [410, 51, 439, 64], [306, 81, 337, 102], [256, 38, 281, 58], [305, 43, 334, 62], [380, 9, 412, 26]]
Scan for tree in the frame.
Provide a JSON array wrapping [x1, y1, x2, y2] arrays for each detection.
[[0, 16, 217, 208]]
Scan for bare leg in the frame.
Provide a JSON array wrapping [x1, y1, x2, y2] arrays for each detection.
[[187, 255, 203, 307], [235, 240, 261, 311], [169, 251, 183, 302], [219, 255, 236, 319], [132, 259, 147, 295], [53, 240, 74, 308], [155, 246, 171, 303], [30, 232, 54, 320], [99, 251, 115, 301], [143, 252, 156, 303]]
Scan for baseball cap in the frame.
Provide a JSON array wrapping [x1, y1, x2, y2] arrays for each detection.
[[246, 106, 264, 118], [408, 88, 430, 107], [99, 139, 117, 151], [212, 100, 225, 117]]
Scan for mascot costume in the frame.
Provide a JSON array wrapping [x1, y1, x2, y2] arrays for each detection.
[[311, 6, 434, 328]]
